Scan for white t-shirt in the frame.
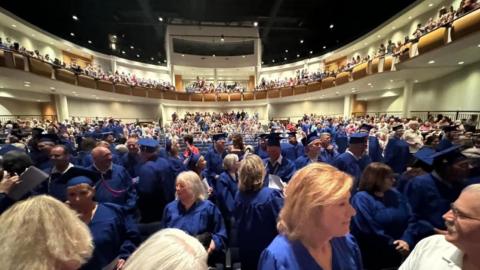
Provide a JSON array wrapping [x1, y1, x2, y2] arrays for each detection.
[[399, 235, 463, 270]]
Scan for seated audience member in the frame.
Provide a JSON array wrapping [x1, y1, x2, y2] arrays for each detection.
[[399, 184, 480, 270], [161, 171, 227, 265], [351, 163, 433, 270], [66, 173, 140, 270], [234, 154, 284, 269], [0, 195, 93, 270], [123, 228, 208, 270], [258, 163, 362, 269]]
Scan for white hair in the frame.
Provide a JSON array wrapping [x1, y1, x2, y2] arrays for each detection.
[[123, 228, 208, 270], [463, 184, 480, 194], [177, 171, 208, 201], [223, 153, 239, 170]]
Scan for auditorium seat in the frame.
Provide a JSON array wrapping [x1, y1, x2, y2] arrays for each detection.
[[321, 77, 336, 89], [55, 68, 76, 85], [132, 86, 148, 97], [148, 89, 162, 99], [191, 93, 203, 102], [0, 50, 5, 66], [255, 91, 267, 100], [2, 50, 15, 68], [352, 63, 368, 80], [230, 93, 241, 101], [268, 89, 280, 99], [418, 27, 448, 55], [204, 93, 217, 102], [307, 81, 322, 92], [177, 92, 189, 101], [114, 84, 132, 95], [335, 72, 350, 85], [97, 79, 114, 92], [451, 8, 480, 41], [383, 56, 394, 72], [398, 43, 412, 62], [218, 93, 229, 102], [370, 58, 380, 74], [29, 58, 53, 79], [293, 85, 307, 95], [280, 87, 293, 97], [163, 91, 176, 100], [243, 92, 254, 101], [13, 52, 25, 70], [77, 74, 97, 89]]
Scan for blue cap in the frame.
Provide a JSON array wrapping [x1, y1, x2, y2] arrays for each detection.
[[305, 132, 320, 146], [359, 124, 374, 132], [165, 139, 172, 152], [392, 123, 404, 132], [267, 133, 282, 147], [257, 133, 268, 140], [185, 153, 202, 170], [0, 144, 22, 155], [349, 133, 368, 144], [38, 134, 59, 144], [442, 125, 458, 132], [414, 147, 437, 166], [287, 131, 297, 138], [138, 138, 159, 152], [66, 176, 93, 188], [431, 145, 466, 166], [212, 133, 227, 141], [63, 167, 100, 187]]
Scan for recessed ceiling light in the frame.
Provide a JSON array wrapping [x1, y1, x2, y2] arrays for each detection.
[[329, 24, 334, 29], [414, 80, 419, 83], [253, 21, 258, 27], [285, 49, 288, 53], [408, 16, 412, 20], [11, 24, 16, 28], [392, 26, 396, 30], [335, 91, 339, 94], [136, 54, 140, 58], [163, 59, 167, 63], [377, 35, 381, 38], [322, 46, 326, 49], [88, 40, 92, 44], [351, 87, 356, 90], [242, 55, 246, 58], [70, 32, 75, 37], [130, 45, 134, 49], [296, 54, 300, 58], [127, 100, 131, 102], [428, 3, 433, 7], [72, 91, 76, 94], [352, 90, 356, 93], [31, 34, 35, 37], [24, 81, 30, 84], [49, 87, 55, 90], [182, 54, 185, 57], [158, 17, 163, 22], [284, 57, 287, 60], [390, 79, 394, 82], [36, 100, 41, 102], [300, 39, 304, 44], [150, 57, 154, 60], [458, 61, 465, 65], [212, 54, 216, 57], [72, 15, 78, 21], [478, 44, 480, 47], [24, 84, 30, 87], [309, 50, 313, 54], [428, 60, 435, 64], [367, 83, 372, 86], [272, 59, 275, 63]]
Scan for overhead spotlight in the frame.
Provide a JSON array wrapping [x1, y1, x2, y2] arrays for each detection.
[[122, 50, 125, 54], [285, 49, 288, 53], [110, 43, 116, 50], [296, 54, 300, 58], [212, 54, 216, 57], [88, 40, 92, 44], [458, 61, 465, 65], [151, 57, 154, 60], [130, 45, 134, 49], [414, 80, 419, 83], [323, 45, 326, 49], [70, 32, 75, 37], [272, 59, 275, 63], [11, 24, 16, 28], [182, 54, 185, 57], [50, 87, 55, 90], [329, 24, 334, 29], [24, 81, 31, 84], [242, 55, 246, 58], [220, 35, 224, 42], [428, 3, 433, 7], [300, 39, 304, 44], [309, 50, 313, 54], [136, 54, 140, 58], [253, 21, 258, 27], [284, 57, 287, 60], [72, 15, 78, 21], [158, 17, 163, 22], [163, 59, 167, 63], [428, 60, 435, 64]]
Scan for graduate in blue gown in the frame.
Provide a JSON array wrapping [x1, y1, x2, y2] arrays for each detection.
[[404, 145, 470, 231], [281, 131, 305, 163], [258, 163, 362, 270], [385, 124, 410, 174], [334, 124, 348, 154], [436, 125, 458, 151], [359, 123, 384, 163], [263, 133, 296, 187], [120, 137, 142, 178], [332, 133, 369, 191], [66, 174, 140, 270], [31, 134, 58, 171], [164, 138, 186, 198], [234, 154, 284, 270], [294, 132, 324, 170], [318, 132, 339, 164], [351, 162, 433, 270], [87, 146, 137, 213], [162, 171, 227, 265], [216, 154, 239, 223], [254, 134, 269, 159], [205, 133, 228, 189]]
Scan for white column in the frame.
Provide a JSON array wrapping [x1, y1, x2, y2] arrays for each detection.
[[110, 56, 117, 73], [214, 68, 218, 85], [402, 80, 413, 118], [343, 95, 353, 118], [54, 94, 69, 122]]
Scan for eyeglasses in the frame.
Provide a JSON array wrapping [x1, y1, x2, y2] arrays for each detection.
[[450, 203, 480, 221]]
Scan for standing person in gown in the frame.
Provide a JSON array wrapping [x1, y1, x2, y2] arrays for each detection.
[[294, 132, 324, 170], [255, 134, 269, 159], [216, 153, 240, 226], [263, 132, 296, 188], [161, 171, 227, 266], [66, 173, 140, 270], [318, 132, 339, 165], [258, 163, 362, 270], [385, 124, 410, 175], [351, 163, 433, 270], [234, 154, 284, 270]]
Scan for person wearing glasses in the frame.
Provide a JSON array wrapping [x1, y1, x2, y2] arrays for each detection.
[[399, 184, 480, 270]]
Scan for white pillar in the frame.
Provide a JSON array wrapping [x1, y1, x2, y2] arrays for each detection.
[[54, 94, 69, 122], [343, 95, 353, 118], [402, 80, 413, 118], [214, 68, 218, 85]]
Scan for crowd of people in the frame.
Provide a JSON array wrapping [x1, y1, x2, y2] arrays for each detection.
[[0, 110, 479, 269], [186, 77, 247, 93]]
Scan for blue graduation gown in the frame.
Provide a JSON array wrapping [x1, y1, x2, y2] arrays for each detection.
[[162, 199, 228, 251], [332, 152, 363, 190], [335, 135, 349, 154], [294, 155, 324, 170], [368, 136, 384, 162], [320, 148, 339, 165], [404, 173, 464, 230], [234, 187, 284, 270], [351, 190, 433, 269], [258, 234, 363, 270], [263, 157, 296, 184], [120, 152, 141, 178], [255, 146, 269, 159], [216, 171, 238, 221], [205, 147, 227, 185], [88, 164, 137, 213], [435, 138, 453, 151], [81, 203, 140, 270], [385, 137, 410, 174], [281, 142, 305, 163]]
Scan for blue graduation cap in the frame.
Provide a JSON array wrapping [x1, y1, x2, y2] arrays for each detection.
[[267, 133, 282, 147], [287, 131, 297, 138], [138, 138, 159, 153], [38, 134, 59, 144], [185, 153, 202, 170], [359, 124, 374, 133], [63, 167, 101, 187], [212, 133, 227, 141], [0, 144, 22, 155], [101, 131, 114, 140], [414, 147, 437, 166], [257, 133, 268, 140], [349, 133, 368, 144], [392, 123, 405, 132], [442, 125, 458, 132], [305, 132, 320, 146], [431, 145, 466, 166]]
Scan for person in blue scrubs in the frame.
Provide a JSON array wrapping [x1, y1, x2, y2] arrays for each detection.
[[281, 131, 305, 163], [234, 154, 284, 270], [332, 133, 369, 191], [404, 145, 470, 232], [294, 132, 324, 170], [351, 162, 433, 270], [255, 133, 269, 159], [263, 133, 296, 187], [66, 174, 140, 270], [162, 171, 227, 266], [258, 163, 362, 270], [385, 124, 411, 175]]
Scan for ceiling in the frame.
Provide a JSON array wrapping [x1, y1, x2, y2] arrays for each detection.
[[0, 0, 417, 66]]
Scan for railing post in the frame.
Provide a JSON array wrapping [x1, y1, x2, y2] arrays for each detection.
[[455, 111, 459, 121]]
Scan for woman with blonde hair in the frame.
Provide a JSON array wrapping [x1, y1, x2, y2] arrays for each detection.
[[234, 154, 284, 270], [0, 195, 93, 270], [124, 228, 208, 270], [161, 171, 227, 265], [258, 163, 362, 270]]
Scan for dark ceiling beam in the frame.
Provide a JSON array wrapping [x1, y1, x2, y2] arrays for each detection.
[[136, 0, 163, 38], [261, 0, 285, 42]]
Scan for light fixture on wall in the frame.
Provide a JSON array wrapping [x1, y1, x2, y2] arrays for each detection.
[[220, 35, 225, 42], [253, 21, 258, 27]]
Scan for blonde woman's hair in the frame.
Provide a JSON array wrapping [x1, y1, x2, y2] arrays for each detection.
[[238, 154, 266, 192], [123, 228, 208, 270], [223, 153, 239, 170], [0, 195, 93, 270], [277, 163, 353, 241], [177, 171, 208, 201]]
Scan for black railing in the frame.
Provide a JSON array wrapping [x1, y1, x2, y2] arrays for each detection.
[[410, 111, 480, 128]]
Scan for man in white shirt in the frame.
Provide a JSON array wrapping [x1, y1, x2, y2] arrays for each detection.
[[400, 184, 480, 270]]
